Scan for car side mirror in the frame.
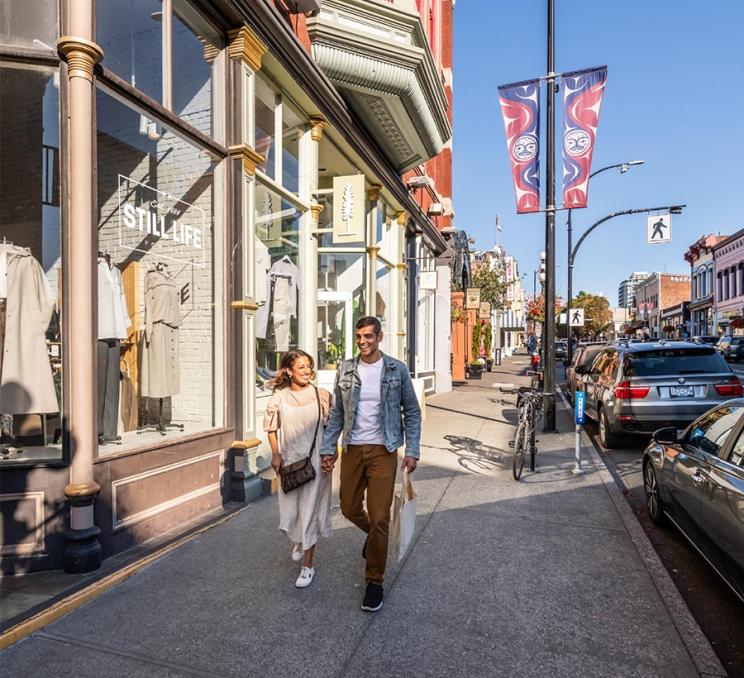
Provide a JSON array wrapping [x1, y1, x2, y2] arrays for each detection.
[[652, 427, 679, 445]]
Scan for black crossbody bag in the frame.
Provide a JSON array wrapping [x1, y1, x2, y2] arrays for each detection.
[[279, 386, 321, 493]]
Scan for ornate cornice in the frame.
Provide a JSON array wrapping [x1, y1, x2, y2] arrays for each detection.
[[396, 211, 408, 225], [367, 184, 382, 202], [310, 202, 324, 223], [309, 115, 328, 142], [228, 144, 265, 176], [227, 26, 267, 71], [57, 36, 103, 82], [200, 39, 220, 65]]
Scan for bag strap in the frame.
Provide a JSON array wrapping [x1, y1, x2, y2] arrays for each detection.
[[308, 386, 321, 456]]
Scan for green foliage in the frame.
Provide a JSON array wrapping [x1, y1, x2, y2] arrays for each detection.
[[572, 293, 613, 337], [470, 264, 507, 310], [483, 322, 492, 357], [471, 320, 482, 361]]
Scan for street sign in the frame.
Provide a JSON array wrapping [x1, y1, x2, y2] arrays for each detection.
[[575, 390, 586, 425], [647, 214, 671, 244], [478, 301, 491, 319], [419, 271, 438, 290], [569, 308, 585, 327], [465, 287, 481, 310]]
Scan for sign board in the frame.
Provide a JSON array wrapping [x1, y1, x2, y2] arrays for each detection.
[[647, 214, 671, 244], [479, 301, 491, 319], [575, 390, 586, 425], [569, 308, 585, 327], [465, 287, 481, 310], [419, 270, 438, 290], [333, 174, 366, 243]]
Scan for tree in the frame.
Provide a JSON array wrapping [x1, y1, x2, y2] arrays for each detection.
[[470, 262, 507, 310], [572, 293, 612, 338]]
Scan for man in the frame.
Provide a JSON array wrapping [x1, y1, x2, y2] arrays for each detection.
[[321, 317, 421, 612]]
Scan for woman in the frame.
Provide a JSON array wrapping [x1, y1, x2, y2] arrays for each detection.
[[264, 350, 332, 588]]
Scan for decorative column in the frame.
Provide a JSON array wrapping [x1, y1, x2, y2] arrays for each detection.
[[365, 185, 382, 318], [226, 23, 268, 503], [57, 1, 104, 573], [396, 211, 408, 361]]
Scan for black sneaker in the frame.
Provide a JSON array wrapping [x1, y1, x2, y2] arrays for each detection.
[[361, 583, 384, 612], [362, 536, 368, 560]]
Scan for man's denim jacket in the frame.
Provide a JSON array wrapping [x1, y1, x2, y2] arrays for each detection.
[[320, 353, 422, 459]]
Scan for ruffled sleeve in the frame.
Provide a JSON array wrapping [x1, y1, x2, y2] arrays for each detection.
[[319, 388, 332, 425], [263, 392, 281, 432]]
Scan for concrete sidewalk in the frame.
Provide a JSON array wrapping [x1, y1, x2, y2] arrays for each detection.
[[0, 357, 726, 677]]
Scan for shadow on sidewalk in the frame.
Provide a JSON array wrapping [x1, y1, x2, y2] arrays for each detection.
[[422, 434, 506, 475]]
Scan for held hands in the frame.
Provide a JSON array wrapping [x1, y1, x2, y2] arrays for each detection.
[[321, 452, 338, 475], [401, 456, 418, 474]]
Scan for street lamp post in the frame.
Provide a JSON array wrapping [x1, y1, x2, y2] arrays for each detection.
[[568, 205, 687, 339], [566, 160, 644, 368]]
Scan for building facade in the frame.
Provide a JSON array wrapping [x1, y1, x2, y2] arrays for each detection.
[[684, 234, 726, 337], [618, 271, 649, 310], [635, 273, 690, 338], [0, 0, 451, 574], [712, 229, 744, 335]]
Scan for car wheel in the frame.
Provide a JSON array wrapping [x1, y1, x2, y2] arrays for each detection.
[[643, 461, 666, 526], [598, 406, 622, 449]]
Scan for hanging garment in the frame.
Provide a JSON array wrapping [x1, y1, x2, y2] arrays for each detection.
[[97, 339, 120, 441], [255, 257, 299, 340], [0, 245, 58, 415], [98, 259, 131, 340], [119, 360, 138, 432], [273, 277, 293, 352], [255, 237, 271, 305], [140, 269, 180, 398]]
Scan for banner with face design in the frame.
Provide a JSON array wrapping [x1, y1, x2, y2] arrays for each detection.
[[562, 66, 608, 209], [498, 79, 540, 214]]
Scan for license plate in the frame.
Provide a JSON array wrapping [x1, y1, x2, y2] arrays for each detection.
[[670, 386, 694, 398]]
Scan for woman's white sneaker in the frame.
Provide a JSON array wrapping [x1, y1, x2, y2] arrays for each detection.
[[291, 544, 304, 562], [295, 567, 315, 588]]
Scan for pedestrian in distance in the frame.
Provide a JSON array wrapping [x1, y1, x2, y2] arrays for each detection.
[[265, 350, 332, 589], [321, 316, 421, 612]]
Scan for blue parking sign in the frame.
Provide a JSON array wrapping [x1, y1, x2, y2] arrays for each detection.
[[575, 391, 586, 425]]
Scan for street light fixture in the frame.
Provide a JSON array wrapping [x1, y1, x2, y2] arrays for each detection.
[[565, 159, 645, 367]]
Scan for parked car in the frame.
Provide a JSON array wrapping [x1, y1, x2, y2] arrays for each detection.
[[717, 335, 744, 361], [565, 343, 605, 404], [554, 340, 568, 361], [692, 335, 720, 346], [643, 401, 744, 601], [582, 340, 742, 448]]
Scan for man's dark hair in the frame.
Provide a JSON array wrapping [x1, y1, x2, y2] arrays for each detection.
[[355, 316, 382, 334]]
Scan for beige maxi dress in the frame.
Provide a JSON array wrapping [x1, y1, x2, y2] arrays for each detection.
[[264, 386, 332, 549]]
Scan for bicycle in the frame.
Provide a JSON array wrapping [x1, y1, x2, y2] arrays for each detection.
[[501, 385, 543, 480]]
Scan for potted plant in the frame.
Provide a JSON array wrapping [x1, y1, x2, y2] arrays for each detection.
[[323, 341, 341, 370], [483, 322, 493, 372], [468, 321, 484, 379]]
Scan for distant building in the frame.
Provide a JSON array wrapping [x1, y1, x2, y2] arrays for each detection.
[[712, 228, 744, 334], [618, 272, 650, 310], [684, 234, 727, 336], [635, 273, 691, 338]]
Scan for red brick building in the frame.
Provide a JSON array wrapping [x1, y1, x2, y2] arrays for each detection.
[[635, 273, 691, 338]]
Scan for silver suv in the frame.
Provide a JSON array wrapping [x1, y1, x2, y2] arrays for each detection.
[[582, 341, 742, 448]]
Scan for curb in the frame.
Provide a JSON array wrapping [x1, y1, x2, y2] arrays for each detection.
[[555, 389, 726, 677], [0, 504, 252, 652]]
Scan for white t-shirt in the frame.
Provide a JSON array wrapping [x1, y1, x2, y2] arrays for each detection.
[[350, 356, 385, 445]]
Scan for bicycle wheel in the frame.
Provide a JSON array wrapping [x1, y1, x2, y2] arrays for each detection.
[[512, 420, 527, 481]]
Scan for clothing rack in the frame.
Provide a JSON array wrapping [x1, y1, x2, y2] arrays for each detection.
[[137, 397, 184, 437]]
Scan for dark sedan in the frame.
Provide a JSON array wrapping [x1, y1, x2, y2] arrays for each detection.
[[565, 343, 604, 404], [643, 401, 744, 601]]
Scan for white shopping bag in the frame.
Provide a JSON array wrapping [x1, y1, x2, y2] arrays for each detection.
[[391, 469, 417, 561]]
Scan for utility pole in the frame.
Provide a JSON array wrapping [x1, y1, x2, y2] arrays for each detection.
[[543, 0, 557, 433]]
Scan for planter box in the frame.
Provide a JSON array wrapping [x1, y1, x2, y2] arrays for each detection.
[[468, 364, 484, 379]]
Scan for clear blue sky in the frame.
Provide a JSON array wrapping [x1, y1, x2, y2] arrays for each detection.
[[453, 0, 744, 303]]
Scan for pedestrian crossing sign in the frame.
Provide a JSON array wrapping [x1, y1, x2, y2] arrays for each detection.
[[647, 214, 671, 244], [569, 308, 584, 327]]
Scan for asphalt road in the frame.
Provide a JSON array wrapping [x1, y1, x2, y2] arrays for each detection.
[[580, 398, 744, 677]]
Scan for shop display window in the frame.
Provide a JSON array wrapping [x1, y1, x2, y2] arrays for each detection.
[[0, 2, 57, 51], [317, 254, 365, 370], [416, 245, 436, 373], [0, 63, 62, 463], [255, 77, 276, 177], [376, 261, 393, 346], [95, 88, 220, 453], [255, 182, 302, 394], [96, 0, 164, 104]]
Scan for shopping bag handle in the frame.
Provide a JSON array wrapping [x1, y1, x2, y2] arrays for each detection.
[[401, 468, 415, 501]]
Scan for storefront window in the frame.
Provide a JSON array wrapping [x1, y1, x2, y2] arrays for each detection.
[[416, 246, 436, 373], [95, 88, 220, 452], [255, 77, 276, 177], [172, 0, 219, 135], [255, 182, 302, 394], [317, 254, 365, 369], [282, 105, 302, 194], [0, 63, 61, 463], [0, 2, 58, 51], [376, 261, 393, 347], [97, 0, 164, 104]]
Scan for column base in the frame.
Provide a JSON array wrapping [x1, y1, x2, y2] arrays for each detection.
[[231, 474, 264, 503], [64, 488, 102, 574]]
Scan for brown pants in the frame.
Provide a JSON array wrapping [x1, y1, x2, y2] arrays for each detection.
[[340, 444, 398, 584]]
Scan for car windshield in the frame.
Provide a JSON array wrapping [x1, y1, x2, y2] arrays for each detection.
[[623, 348, 728, 377], [579, 347, 602, 366]]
